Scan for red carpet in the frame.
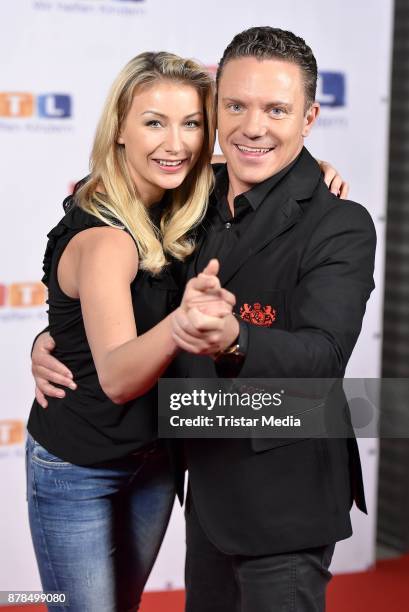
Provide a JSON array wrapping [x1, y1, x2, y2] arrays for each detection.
[[326, 554, 409, 612], [2, 554, 409, 611]]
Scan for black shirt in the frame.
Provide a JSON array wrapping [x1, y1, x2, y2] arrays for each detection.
[[195, 153, 301, 274], [28, 200, 178, 466]]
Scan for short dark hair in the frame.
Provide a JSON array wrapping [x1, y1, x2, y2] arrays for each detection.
[[216, 26, 318, 111]]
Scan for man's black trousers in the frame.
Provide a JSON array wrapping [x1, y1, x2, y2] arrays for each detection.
[[185, 493, 335, 612]]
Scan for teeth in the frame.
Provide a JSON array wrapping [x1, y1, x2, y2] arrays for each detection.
[[237, 145, 272, 153], [157, 160, 183, 166]]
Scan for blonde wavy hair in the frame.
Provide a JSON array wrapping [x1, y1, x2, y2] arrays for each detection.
[[75, 51, 216, 275]]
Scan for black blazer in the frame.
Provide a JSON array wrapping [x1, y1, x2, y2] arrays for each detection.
[[174, 148, 376, 556]]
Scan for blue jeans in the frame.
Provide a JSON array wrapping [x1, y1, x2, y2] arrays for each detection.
[[26, 432, 175, 612]]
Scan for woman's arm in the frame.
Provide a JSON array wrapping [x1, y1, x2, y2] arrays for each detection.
[[211, 154, 349, 198], [31, 252, 234, 407], [317, 159, 349, 198], [211, 154, 226, 164], [60, 226, 176, 404], [47, 228, 233, 405]]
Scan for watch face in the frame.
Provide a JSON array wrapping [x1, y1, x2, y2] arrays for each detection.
[[225, 343, 240, 355], [216, 345, 241, 363]]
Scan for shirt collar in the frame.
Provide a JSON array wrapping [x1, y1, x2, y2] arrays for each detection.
[[212, 149, 303, 211]]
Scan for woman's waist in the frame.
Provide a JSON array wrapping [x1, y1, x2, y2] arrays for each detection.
[[28, 393, 159, 464], [43, 382, 158, 414]]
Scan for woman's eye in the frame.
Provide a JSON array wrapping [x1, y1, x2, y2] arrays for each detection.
[[185, 120, 201, 128], [146, 120, 162, 128]]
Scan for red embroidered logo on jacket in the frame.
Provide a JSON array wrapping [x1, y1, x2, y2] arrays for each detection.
[[239, 303, 276, 327]]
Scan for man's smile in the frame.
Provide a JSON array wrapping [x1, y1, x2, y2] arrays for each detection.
[[234, 144, 276, 157]]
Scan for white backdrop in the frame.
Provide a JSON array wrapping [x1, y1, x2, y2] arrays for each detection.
[[0, 0, 393, 592]]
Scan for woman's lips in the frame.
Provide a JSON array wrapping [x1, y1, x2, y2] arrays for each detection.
[[152, 158, 188, 172]]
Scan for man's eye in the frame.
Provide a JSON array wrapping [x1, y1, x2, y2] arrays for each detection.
[[228, 104, 242, 113], [146, 120, 162, 127], [270, 108, 286, 117]]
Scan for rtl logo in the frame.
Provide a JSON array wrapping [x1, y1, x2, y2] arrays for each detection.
[[317, 72, 346, 108], [0, 93, 72, 118], [0, 420, 25, 446], [0, 282, 46, 307]]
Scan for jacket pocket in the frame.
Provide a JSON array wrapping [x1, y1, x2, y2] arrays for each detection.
[[235, 290, 287, 329]]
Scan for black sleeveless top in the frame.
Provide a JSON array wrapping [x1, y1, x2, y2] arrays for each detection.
[[28, 200, 180, 465]]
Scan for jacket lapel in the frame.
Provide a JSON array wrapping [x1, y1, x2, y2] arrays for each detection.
[[218, 148, 322, 286], [218, 196, 301, 286]]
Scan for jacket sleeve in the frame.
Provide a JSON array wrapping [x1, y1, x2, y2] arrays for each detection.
[[238, 202, 377, 378]]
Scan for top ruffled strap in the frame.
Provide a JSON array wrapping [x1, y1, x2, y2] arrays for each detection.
[[41, 200, 107, 286]]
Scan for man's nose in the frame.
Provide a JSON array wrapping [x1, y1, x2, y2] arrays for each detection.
[[242, 110, 268, 139], [164, 127, 183, 154]]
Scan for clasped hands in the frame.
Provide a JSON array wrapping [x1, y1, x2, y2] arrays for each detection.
[[171, 259, 239, 356]]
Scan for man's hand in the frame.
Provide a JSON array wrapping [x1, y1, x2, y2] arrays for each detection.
[[180, 259, 235, 313], [172, 259, 239, 355], [317, 159, 349, 199], [32, 332, 76, 408]]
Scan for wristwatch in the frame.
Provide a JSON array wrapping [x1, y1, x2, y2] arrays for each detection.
[[215, 314, 248, 363]]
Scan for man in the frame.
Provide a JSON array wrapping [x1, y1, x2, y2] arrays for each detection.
[[167, 26, 376, 612], [32, 27, 375, 612]]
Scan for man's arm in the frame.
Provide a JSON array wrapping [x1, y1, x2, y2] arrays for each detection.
[[32, 331, 76, 408], [175, 202, 376, 376], [237, 203, 376, 378]]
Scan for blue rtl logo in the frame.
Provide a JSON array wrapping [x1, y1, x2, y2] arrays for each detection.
[[37, 94, 72, 118], [317, 72, 346, 108]]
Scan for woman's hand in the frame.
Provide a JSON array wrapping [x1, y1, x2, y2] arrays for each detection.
[[171, 308, 239, 355], [31, 332, 76, 408], [317, 159, 349, 199]]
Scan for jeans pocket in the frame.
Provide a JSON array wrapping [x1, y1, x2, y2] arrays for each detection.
[[31, 438, 71, 469]]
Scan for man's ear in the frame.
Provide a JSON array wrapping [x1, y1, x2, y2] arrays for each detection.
[[302, 102, 320, 137]]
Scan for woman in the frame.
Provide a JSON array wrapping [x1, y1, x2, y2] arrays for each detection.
[[26, 51, 235, 612]]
